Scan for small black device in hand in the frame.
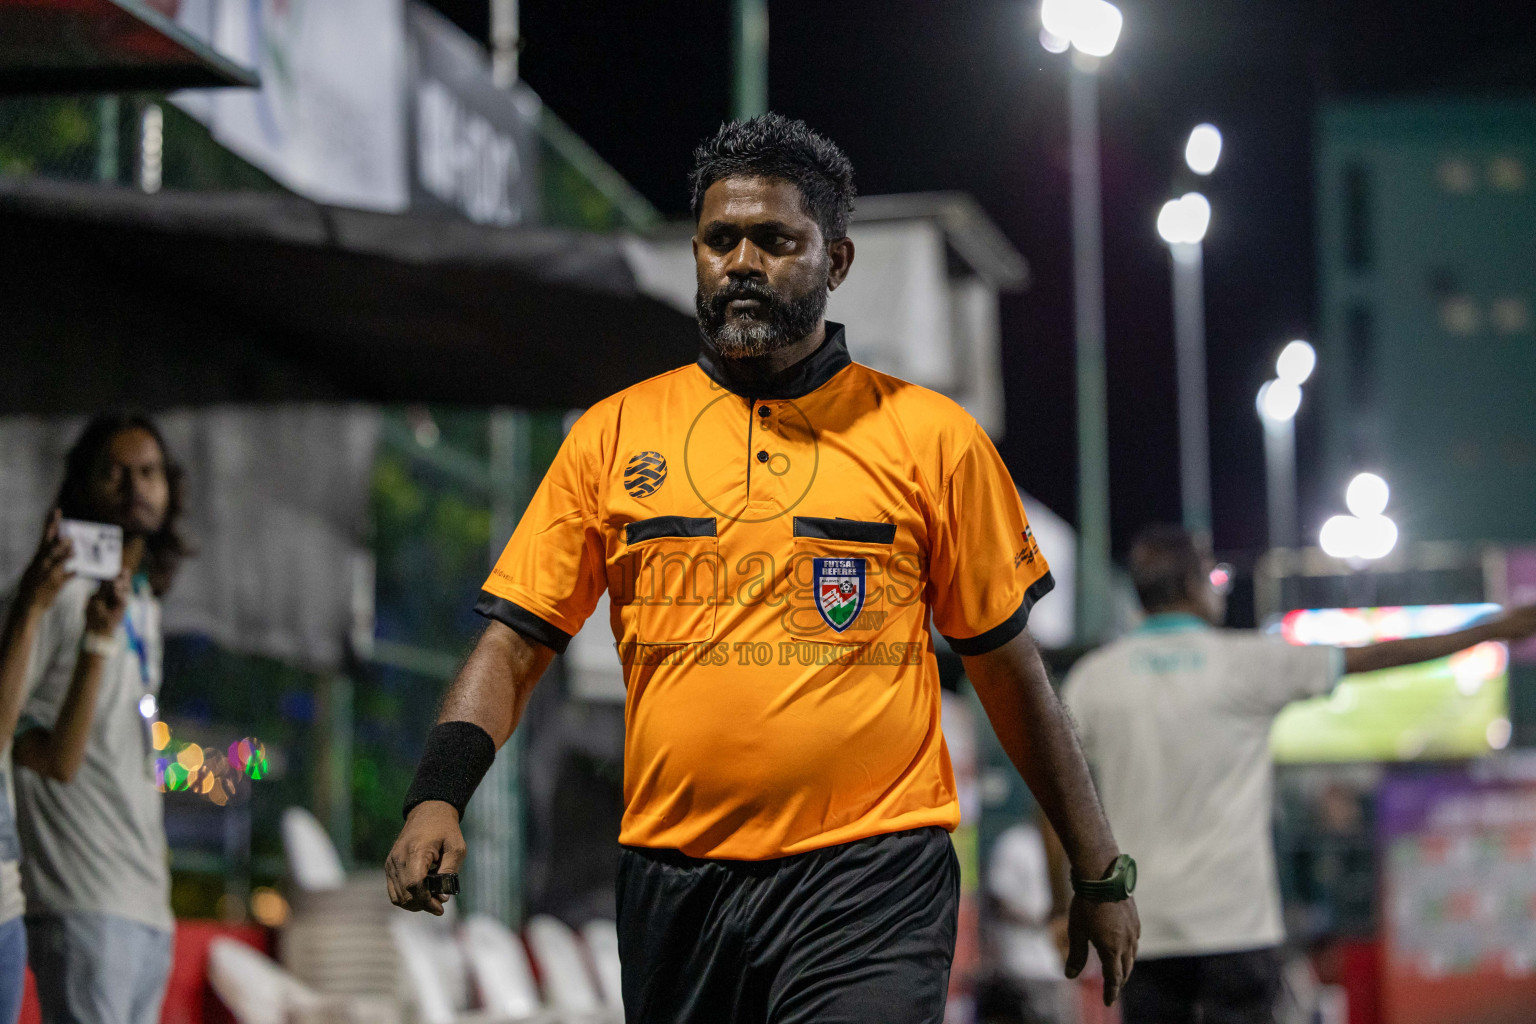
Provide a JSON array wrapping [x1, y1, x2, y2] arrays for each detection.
[[425, 871, 460, 897]]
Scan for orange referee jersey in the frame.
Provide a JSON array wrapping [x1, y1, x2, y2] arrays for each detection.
[[477, 323, 1053, 860]]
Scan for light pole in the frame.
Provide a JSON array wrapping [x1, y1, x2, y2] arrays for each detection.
[[490, 0, 519, 87], [732, 0, 769, 120], [1255, 340, 1315, 550], [1039, 0, 1123, 644], [1154, 124, 1221, 536], [1156, 190, 1213, 536]]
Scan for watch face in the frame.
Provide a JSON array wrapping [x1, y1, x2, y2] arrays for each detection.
[[1123, 856, 1137, 895]]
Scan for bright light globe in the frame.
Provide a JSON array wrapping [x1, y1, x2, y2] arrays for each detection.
[[1257, 379, 1303, 423], [1354, 514, 1398, 560], [1345, 472, 1390, 517], [1041, 0, 1123, 57], [1185, 123, 1222, 175], [1319, 515, 1361, 559], [1072, 0, 1124, 57], [1040, 0, 1077, 39], [1158, 192, 1211, 246], [1275, 340, 1316, 386]]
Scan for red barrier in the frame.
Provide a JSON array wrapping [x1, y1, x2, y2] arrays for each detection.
[[1339, 939, 1381, 1024]]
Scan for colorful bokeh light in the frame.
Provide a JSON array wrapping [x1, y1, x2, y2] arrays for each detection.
[[153, 726, 271, 802]]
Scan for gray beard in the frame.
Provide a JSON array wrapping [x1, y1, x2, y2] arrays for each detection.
[[696, 274, 830, 359], [710, 317, 790, 359]]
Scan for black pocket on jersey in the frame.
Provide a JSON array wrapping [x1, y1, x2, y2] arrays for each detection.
[[626, 516, 718, 544], [621, 517, 720, 645], [784, 521, 897, 644], [791, 517, 897, 545]]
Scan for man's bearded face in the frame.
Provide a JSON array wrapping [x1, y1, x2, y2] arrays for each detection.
[[695, 251, 830, 358]]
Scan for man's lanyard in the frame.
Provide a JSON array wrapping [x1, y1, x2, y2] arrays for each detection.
[[121, 580, 158, 770], [122, 604, 152, 690]]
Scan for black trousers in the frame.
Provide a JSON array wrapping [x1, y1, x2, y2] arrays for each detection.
[[1121, 947, 1282, 1024], [616, 826, 960, 1024]]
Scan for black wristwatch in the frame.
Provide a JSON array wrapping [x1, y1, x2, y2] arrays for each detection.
[[1072, 854, 1137, 902]]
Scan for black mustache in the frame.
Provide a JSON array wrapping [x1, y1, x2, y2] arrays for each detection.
[[710, 281, 777, 306]]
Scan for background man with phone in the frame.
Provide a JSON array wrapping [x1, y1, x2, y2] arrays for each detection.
[[0, 413, 190, 1024]]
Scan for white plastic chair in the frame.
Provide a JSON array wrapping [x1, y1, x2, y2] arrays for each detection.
[[578, 920, 622, 1013], [391, 915, 472, 1024], [460, 915, 549, 1021], [524, 916, 605, 1019], [281, 806, 347, 892], [207, 937, 323, 1024]]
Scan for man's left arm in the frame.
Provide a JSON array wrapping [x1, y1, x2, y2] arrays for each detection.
[[964, 630, 1139, 1005]]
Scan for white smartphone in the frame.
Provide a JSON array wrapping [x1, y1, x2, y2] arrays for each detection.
[[59, 519, 123, 581]]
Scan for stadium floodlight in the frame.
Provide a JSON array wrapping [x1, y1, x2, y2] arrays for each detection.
[[1320, 471, 1398, 561], [1256, 379, 1303, 424], [1040, 0, 1123, 57], [1039, 0, 1123, 639], [1319, 515, 1361, 559], [1345, 472, 1390, 518], [1185, 123, 1222, 175], [1354, 514, 1398, 560], [1274, 339, 1316, 387], [1156, 192, 1211, 246]]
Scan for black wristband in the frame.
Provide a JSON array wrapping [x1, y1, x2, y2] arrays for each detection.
[[402, 721, 497, 821]]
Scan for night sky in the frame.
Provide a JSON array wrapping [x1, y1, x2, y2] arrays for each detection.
[[429, 0, 1536, 563]]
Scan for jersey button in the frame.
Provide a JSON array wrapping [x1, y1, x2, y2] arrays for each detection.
[[756, 450, 770, 463], [757, 405, 771, 418]]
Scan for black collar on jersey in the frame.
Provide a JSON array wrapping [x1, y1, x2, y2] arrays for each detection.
[[695, 321, 852, 400]]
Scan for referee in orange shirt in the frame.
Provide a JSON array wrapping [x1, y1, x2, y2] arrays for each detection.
[[387, 114, 1139, 1023]]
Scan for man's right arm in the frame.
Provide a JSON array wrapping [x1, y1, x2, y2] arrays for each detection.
[[385, 620, 554, 915], [0, 510, 74, 755], [1343, 604, 1536, 676]]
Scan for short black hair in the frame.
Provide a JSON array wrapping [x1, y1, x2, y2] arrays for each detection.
[[689, 113, 857, 241], [1128, 524, 1207, 612]]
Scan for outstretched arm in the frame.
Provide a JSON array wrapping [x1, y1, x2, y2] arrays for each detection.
[[1344, 604, 1536, 676], [963, 630, 1140, 1006], [385, 621, 554, 914]]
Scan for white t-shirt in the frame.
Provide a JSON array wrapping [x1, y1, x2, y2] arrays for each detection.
[[1061, 614, 1342, 959], [14, 577, 172, 931], [987, 823, 1065, 982], [0, 591, 29, 925]]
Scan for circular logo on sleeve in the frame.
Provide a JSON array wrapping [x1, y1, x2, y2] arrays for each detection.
[[624, 451, 667, 498]]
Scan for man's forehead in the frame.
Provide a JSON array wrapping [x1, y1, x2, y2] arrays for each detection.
[[699, 175, 814, 226], [107, 429, 164, 464]]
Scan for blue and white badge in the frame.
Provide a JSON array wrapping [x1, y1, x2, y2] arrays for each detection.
[[814, 557, 866, 633]]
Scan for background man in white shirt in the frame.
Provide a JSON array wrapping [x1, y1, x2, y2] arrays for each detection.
[[7, 415, 189, 1024], [1061, 524, 1536, 1024]]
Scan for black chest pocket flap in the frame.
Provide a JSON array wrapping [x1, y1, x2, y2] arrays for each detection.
[[619, 516, 720, 645]]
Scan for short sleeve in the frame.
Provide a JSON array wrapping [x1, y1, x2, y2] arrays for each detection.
[[476, 422, 608, 654], [1231, 636, 1345, 714], [14, 584, 87, 736], [928, 424, 1054, 655]]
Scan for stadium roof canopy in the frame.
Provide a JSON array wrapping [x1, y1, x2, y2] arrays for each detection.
[[0, 178, 699, 413], [0, 0, 258, 95]]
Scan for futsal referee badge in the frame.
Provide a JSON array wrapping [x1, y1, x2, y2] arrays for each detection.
[[814, 557, 866, 633]]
